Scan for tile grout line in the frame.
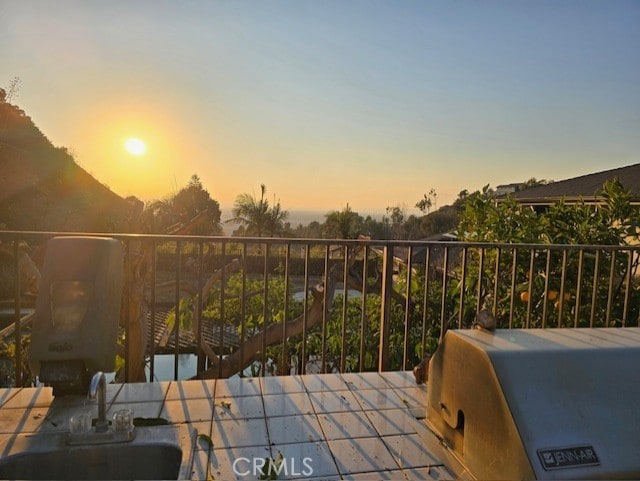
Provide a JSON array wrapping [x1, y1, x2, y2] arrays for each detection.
[[300, 373, 380, 479], [360, 376, 450, 477], [257, 376, 274, 462], [203, 377, 216, 481], [346, 373, 409, 476], [305, 374, 356, 480]]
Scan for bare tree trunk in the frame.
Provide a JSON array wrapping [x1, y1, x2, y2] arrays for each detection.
[[199, 259, 240, 306], [122, 240, 150, 382], [197, 275, 336, 379], [167, 242, 409, 380], [120, 209, 219, 382]]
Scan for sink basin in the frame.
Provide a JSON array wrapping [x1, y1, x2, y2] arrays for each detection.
[[0, 424, 196, 480]]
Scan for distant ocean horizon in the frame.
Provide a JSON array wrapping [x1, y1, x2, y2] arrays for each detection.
[[220, 208, 385, 234]]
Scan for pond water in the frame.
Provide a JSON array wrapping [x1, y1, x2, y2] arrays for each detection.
[[148, 354, 198, 381], [146, 354, 262, 381]]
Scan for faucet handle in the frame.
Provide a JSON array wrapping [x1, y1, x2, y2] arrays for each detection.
[[113, 409, 134, 432], [69, 413, 92, 434]]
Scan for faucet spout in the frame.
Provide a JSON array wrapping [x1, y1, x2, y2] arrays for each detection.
[[88, 371, 108, 433]]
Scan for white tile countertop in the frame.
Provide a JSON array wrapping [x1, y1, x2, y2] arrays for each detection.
[[0, 372, 456, 480]]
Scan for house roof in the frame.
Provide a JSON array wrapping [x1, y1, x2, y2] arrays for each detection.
[[509, 163, 640, 205]]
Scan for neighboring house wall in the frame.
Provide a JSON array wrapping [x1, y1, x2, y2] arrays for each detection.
[[495, 183, 522, 197]]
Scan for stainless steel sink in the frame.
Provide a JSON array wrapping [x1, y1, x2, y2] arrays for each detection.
[[0, 424, 196, 480]]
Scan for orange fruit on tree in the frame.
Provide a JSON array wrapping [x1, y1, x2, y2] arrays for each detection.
[[547, 290, 558, 301], [520, 291, 529, 302]]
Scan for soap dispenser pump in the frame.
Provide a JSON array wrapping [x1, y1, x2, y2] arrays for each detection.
[[29, 237, 123, 395]]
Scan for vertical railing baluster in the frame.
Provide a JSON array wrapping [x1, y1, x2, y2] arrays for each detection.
[[402, 246, 413, 371], [439, 246, 449, 340], [13, 238, 22, 386], [509, 248, 517, 328], [301, 244, 310, 375], [320, 245, 330, 374], [340, 246, 349, 373], [458, 247, 468, 329], [123, 239, 131, 383], [574, 249, 584, 327], [261, 243, 269, 376], [557, 249, 568, 327], [605, 250, 616, 327], [196, 241, 204, 376], [476, 247, 485, 315], [541, 249, 551, 328], [218, 241, 226, 377], [149, 240, 157, 382], [239, 243, 247, 376], [590, 250, 600, 327], [174, 240, 181, 381], [421, 247, 431, 359], [379, 245, 393, 371], [359, 245, 369, 372], [526, 250, 535, 329], [282, 243, 291, 375], [623, 249, 633, 327], [492, 247, 501, 319]]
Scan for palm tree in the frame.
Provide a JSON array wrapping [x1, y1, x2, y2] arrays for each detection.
[[230, 184, 288, 236]]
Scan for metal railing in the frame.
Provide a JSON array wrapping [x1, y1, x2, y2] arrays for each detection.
[[2, 230, 640, 385]]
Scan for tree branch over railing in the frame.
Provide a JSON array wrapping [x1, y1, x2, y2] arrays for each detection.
[[194, 244, 380, 379], [197, 273, 337, 379]]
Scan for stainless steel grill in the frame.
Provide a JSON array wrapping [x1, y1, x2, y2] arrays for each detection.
[[426, 328, 640, 479]]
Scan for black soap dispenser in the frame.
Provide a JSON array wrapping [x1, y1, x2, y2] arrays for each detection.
[[29, 237, 124, 395]]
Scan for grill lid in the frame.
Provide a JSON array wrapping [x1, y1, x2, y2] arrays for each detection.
[[425, 328, 640, 480]]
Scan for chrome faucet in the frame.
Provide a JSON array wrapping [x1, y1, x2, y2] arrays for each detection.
[[67, 370, 135, 445], [88, 371, 108, 433]]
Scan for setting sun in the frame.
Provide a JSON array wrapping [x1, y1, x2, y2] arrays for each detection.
[[124, 137, 147, 156]]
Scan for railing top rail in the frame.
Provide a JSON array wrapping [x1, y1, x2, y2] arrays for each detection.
[[1, 230, 639, 252]]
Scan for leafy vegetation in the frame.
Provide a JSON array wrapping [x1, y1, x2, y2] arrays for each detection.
[[454, 179, 640, 329]]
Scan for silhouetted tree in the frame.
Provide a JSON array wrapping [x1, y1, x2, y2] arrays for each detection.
[[323, 204, 363, 239], [385, 205, 405, 239], [521, 177, 553, 190], [361, 215, 392, 239], [230, 184, 288, 237], [142, 175, 222, 234], [416, 188, 438, 214], [292, 220, 323, 238]]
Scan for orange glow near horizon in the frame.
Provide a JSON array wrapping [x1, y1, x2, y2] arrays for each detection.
[[72, 102, 198, 201]]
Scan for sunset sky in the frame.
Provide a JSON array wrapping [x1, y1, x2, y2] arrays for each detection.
[[2, 1, 639, 216]]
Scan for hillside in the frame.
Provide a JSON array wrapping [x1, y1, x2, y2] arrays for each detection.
[[0, 90, 131, 232]]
